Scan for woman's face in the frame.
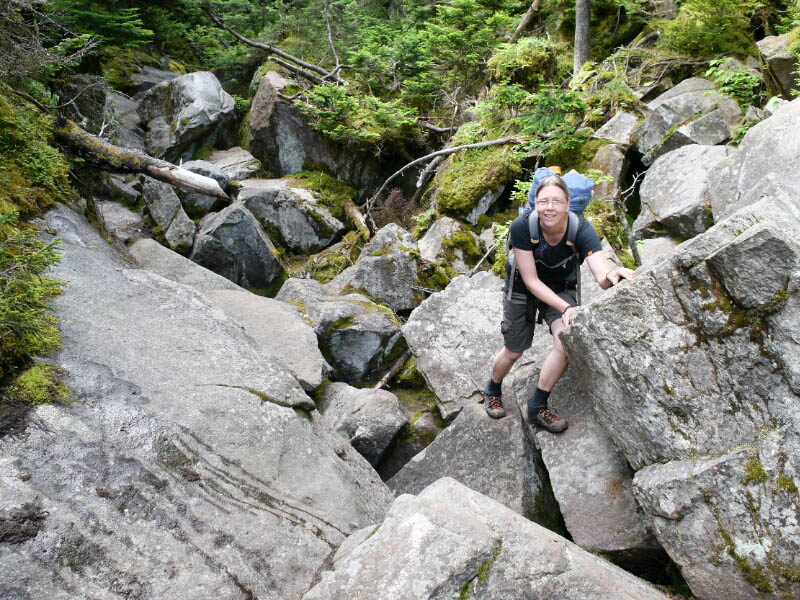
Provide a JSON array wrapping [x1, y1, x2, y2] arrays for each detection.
[[535, 184, 569, 229]]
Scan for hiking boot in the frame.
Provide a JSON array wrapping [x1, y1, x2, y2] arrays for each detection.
[[535, 408, 568, 432], [483, 393, 505, 418]]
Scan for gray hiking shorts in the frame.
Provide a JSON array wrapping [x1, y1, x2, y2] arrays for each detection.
[[501, 289, 577, 353]]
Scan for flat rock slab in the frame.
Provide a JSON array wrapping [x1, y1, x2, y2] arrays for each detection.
[[507, 349, 657, 554], [304, 478, 673, 600], [208, 146, 263, 181], [387, 402, 549, 520], [0, 204, 394, 599], [402, 272, 505, 421]]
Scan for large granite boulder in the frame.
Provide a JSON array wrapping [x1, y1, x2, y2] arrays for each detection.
[[95, 200, 146, 247], [240, 178, 346, 253], [189, 203, 284, 290], [0, 204, 394, 600], [589, 143, 628, 202], [105, 91, 146, 151], [208, 146, 263, 181], [320, 383, 408, 466], [140, 175, 195, 253], [304, 478, 673, 600], [506, 336, 659, 558], [402, 272, 506, 421], [137, 71, 235, 162], [560, 192, 800, 599], [177, 160, 232, 217], [634, 77, 741, 165], [387, 401, 553, 522], [130, 239, 326, 390], [417, 216, 479, 273], [246, 71, 384, 194], [756, 33, 800, 98], [708, 96, 800, 221], [592, 111, 639, 146], [633, 144, 736, 239], [276, 278, 405, 385], [324, 223, 421, 312]]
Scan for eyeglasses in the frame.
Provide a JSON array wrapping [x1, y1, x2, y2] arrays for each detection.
[[537, 199, 567, 207]]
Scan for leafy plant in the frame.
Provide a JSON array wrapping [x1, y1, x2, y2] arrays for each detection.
[[704, 59, 763, 108], [295, 84, 418, 150], [0, 212, 63, 380], [657, 0, 757, 57]]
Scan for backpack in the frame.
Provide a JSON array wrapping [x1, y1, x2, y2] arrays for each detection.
[[527, 167, 594, 215]]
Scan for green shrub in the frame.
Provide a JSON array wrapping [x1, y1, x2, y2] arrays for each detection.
[[487, 37, 557, 88], [657, 0, 757, 57], [0, 212, 64, 380], [295, 84, 418, 150], [704, 59, 763, 108]]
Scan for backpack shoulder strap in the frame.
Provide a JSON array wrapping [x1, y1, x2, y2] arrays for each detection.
[[529, 211, 579, 247], [528, 211, 540, 245]]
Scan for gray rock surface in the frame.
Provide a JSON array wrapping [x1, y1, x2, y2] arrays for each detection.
[[592, 111, 639, 146], [466, 186, 503, 225], [130, 237, 240, 293], [240, 178, 346, 253], [507, 343, 657, 554], [105, 91, 146, 151], [178, 160, 231, 217], [320, 383, 408, 466], [589, 143, 628, 201], [634, 78, 740, 165], [757, 33, 800, 98], [206, 289, 328, 391], [387, 402, 550, 521], [137, 71, 235, 162], [633, 144, 736, 239], [560, 193, 800, 599], [636, 237, 679, 267], [0, 203, 394, 600], [246, 72, 384, 194], [190, 202, 284, 290], [418, 216, 477, 273], [95, 200, 146, 246], [304, 478, 673, 600], [276, 278, 405, 385], [402, 272, 505, 421], [140, 175, 195, 252], [324, 224, 421, 312], [208, 146, 263, 181], [129, 65, 177, 96], [129, 240, 325, 389], [708, 97, 800, 221]]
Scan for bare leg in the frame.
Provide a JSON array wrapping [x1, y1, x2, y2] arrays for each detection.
[[537, 319, 569, 392], [491, 346, 523, 384]]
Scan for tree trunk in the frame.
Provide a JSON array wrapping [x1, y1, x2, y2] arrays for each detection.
[[573, 0, 591, 79], [55, 118, 229, 200], [509, 0, 543, 44]]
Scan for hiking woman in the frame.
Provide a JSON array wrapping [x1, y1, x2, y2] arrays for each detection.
[[482, 174, 634, 431]]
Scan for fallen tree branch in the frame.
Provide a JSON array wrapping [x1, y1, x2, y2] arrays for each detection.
[[55, 118, 229, 200], [204, 8, 345, 85], [342, 198, 370, 241], [419, 121, 452, 134], [373, 348, 412, 390], [509, 0, 542, 43], [365, 135, 525, 231], [271, 56, 324, 85]]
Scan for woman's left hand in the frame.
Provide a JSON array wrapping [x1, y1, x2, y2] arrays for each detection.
[[562, 305, 577, 326]]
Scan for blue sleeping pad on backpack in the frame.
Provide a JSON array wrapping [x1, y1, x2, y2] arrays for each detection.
[[526, 167, 594, 215]]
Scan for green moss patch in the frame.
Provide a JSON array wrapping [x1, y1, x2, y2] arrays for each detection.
[[287, 170, 356, 222], [7, 364, 72, 405]]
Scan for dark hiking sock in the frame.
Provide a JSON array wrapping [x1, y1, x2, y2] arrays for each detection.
[[528, 387, 551, 418], [484, 378, 502, 396]]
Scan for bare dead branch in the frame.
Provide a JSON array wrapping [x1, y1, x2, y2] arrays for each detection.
[[365, 135, 525, 231], [204, 7, 345, 85], [373, 349, 412, 390], [509, 0, 542, 44]]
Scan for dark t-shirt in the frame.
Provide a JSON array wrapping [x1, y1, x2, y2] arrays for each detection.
[[507, 211, 603, 294]]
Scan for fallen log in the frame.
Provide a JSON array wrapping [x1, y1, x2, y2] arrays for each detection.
[[55, 118, 229, 200]]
